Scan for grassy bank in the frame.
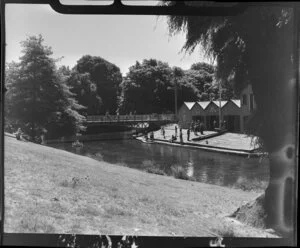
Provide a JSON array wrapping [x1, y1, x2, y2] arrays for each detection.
[[4, 135, 276, 237]]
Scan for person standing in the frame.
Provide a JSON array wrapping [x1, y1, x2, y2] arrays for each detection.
[[15, 128, 22, 140], [175, 125, 178, 137], [162, 127, 166, 139], [150, 131, 154, 141], [223, 120, 227, 130], [179, 128, 183, 144], [213, 120, 217, 129], [193, 122, 197, 136], [187, 128, 190, 141], [195, 121, 199, 136], [200, 122, 205, 135]]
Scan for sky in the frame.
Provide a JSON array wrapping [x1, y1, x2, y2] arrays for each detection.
[[5, 3, 211, 75]]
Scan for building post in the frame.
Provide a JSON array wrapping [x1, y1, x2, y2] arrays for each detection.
[[175, 79, 178, 119], [218, 80, 222, 129]]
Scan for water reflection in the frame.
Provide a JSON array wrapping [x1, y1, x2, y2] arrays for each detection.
[[49, 139, 269, 191], [186, 160, 194, 177]]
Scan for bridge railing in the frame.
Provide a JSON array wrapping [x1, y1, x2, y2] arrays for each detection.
[[86, 114, 176, 123]]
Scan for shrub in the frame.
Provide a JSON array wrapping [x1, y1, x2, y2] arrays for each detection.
[[170, 165, 195, 181], [146, 167, 166, 175], [235, 177, 268, 192]]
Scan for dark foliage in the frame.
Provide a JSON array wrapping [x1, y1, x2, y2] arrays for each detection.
[[5, 35, 86, 140], [69, 55, 123, 115]]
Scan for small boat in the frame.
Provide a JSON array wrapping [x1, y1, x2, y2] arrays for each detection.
[[136, 136, 155, 144], [142, 139, 155, 144]]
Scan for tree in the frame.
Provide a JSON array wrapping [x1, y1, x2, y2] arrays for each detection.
[[178, 62, 235, 102], [164, 2, 296, 236], [119, 59, 174, 114], [119, 60, 230, 114], [66, 70, 102, 116], [70, 55, 123, 115], [5, 35, 86, 140]]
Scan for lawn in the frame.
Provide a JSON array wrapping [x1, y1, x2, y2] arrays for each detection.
[[4, 135, 276, 237]]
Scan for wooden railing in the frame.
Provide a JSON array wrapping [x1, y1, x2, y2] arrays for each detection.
[[86, 114, 176, 123]]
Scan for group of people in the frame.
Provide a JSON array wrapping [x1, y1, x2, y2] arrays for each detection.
[[148, 120, 217, 145], [160, 123, 205, 144], [12, 127, 46, 144], [106, 110, 138, 116], [168, 125, 185, 144], [190, 120, 205, 136], [213, 119, 227, 130]]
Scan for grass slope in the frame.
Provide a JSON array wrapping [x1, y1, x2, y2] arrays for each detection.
[[4, 136, 277, 237]]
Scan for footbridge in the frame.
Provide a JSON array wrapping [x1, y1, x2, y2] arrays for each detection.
[[86, 114, 176, 126]]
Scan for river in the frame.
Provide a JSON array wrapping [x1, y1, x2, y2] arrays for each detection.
[[50, 139, 270, 192]]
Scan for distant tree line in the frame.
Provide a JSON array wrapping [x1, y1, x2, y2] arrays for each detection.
[[5, 35, 236, 140]]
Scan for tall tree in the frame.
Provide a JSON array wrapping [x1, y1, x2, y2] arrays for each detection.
[[119, 59, 174, 114], [66, 70, 102, 116], [5, 35, 86, 140], [71, 55, 123, 115], [177, 62, 235, 103], [164, 2, 296, 236]]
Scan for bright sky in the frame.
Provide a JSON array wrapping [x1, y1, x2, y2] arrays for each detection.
[[5, 3, 211, 75]]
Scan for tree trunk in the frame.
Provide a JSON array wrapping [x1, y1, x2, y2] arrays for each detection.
[[245, 9, 298, 237], [265, 146, 296, 236], [250, 46, 297, 238], [31, 81, 37, 141], [251, 79, 297, 237]]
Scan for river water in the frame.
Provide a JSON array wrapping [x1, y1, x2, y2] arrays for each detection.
[[50, 139, 270, 192]]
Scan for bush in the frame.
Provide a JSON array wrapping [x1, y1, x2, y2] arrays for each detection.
[[145, 164, 197, 181], [235, 177, 268, 192], [146, 167, 166, 176], [170, 165, 191, 180]]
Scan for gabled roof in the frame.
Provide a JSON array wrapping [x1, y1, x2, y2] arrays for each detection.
[[212, 100, 227, 108], [231, 99, 241, 108], [183, 102, 196, 110], [197, 101, 210, 109], [181, 99, 242, 112]]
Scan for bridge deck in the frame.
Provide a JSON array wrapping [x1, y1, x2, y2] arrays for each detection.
[[86, 114, 176, 123]]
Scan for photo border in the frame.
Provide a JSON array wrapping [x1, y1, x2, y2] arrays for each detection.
[[0, 0, 298, 247]]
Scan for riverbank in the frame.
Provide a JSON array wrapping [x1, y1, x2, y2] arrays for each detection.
[[138, 124, 264, 157], [45, 131, 134, 144], [4, 135, 275, 237]]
